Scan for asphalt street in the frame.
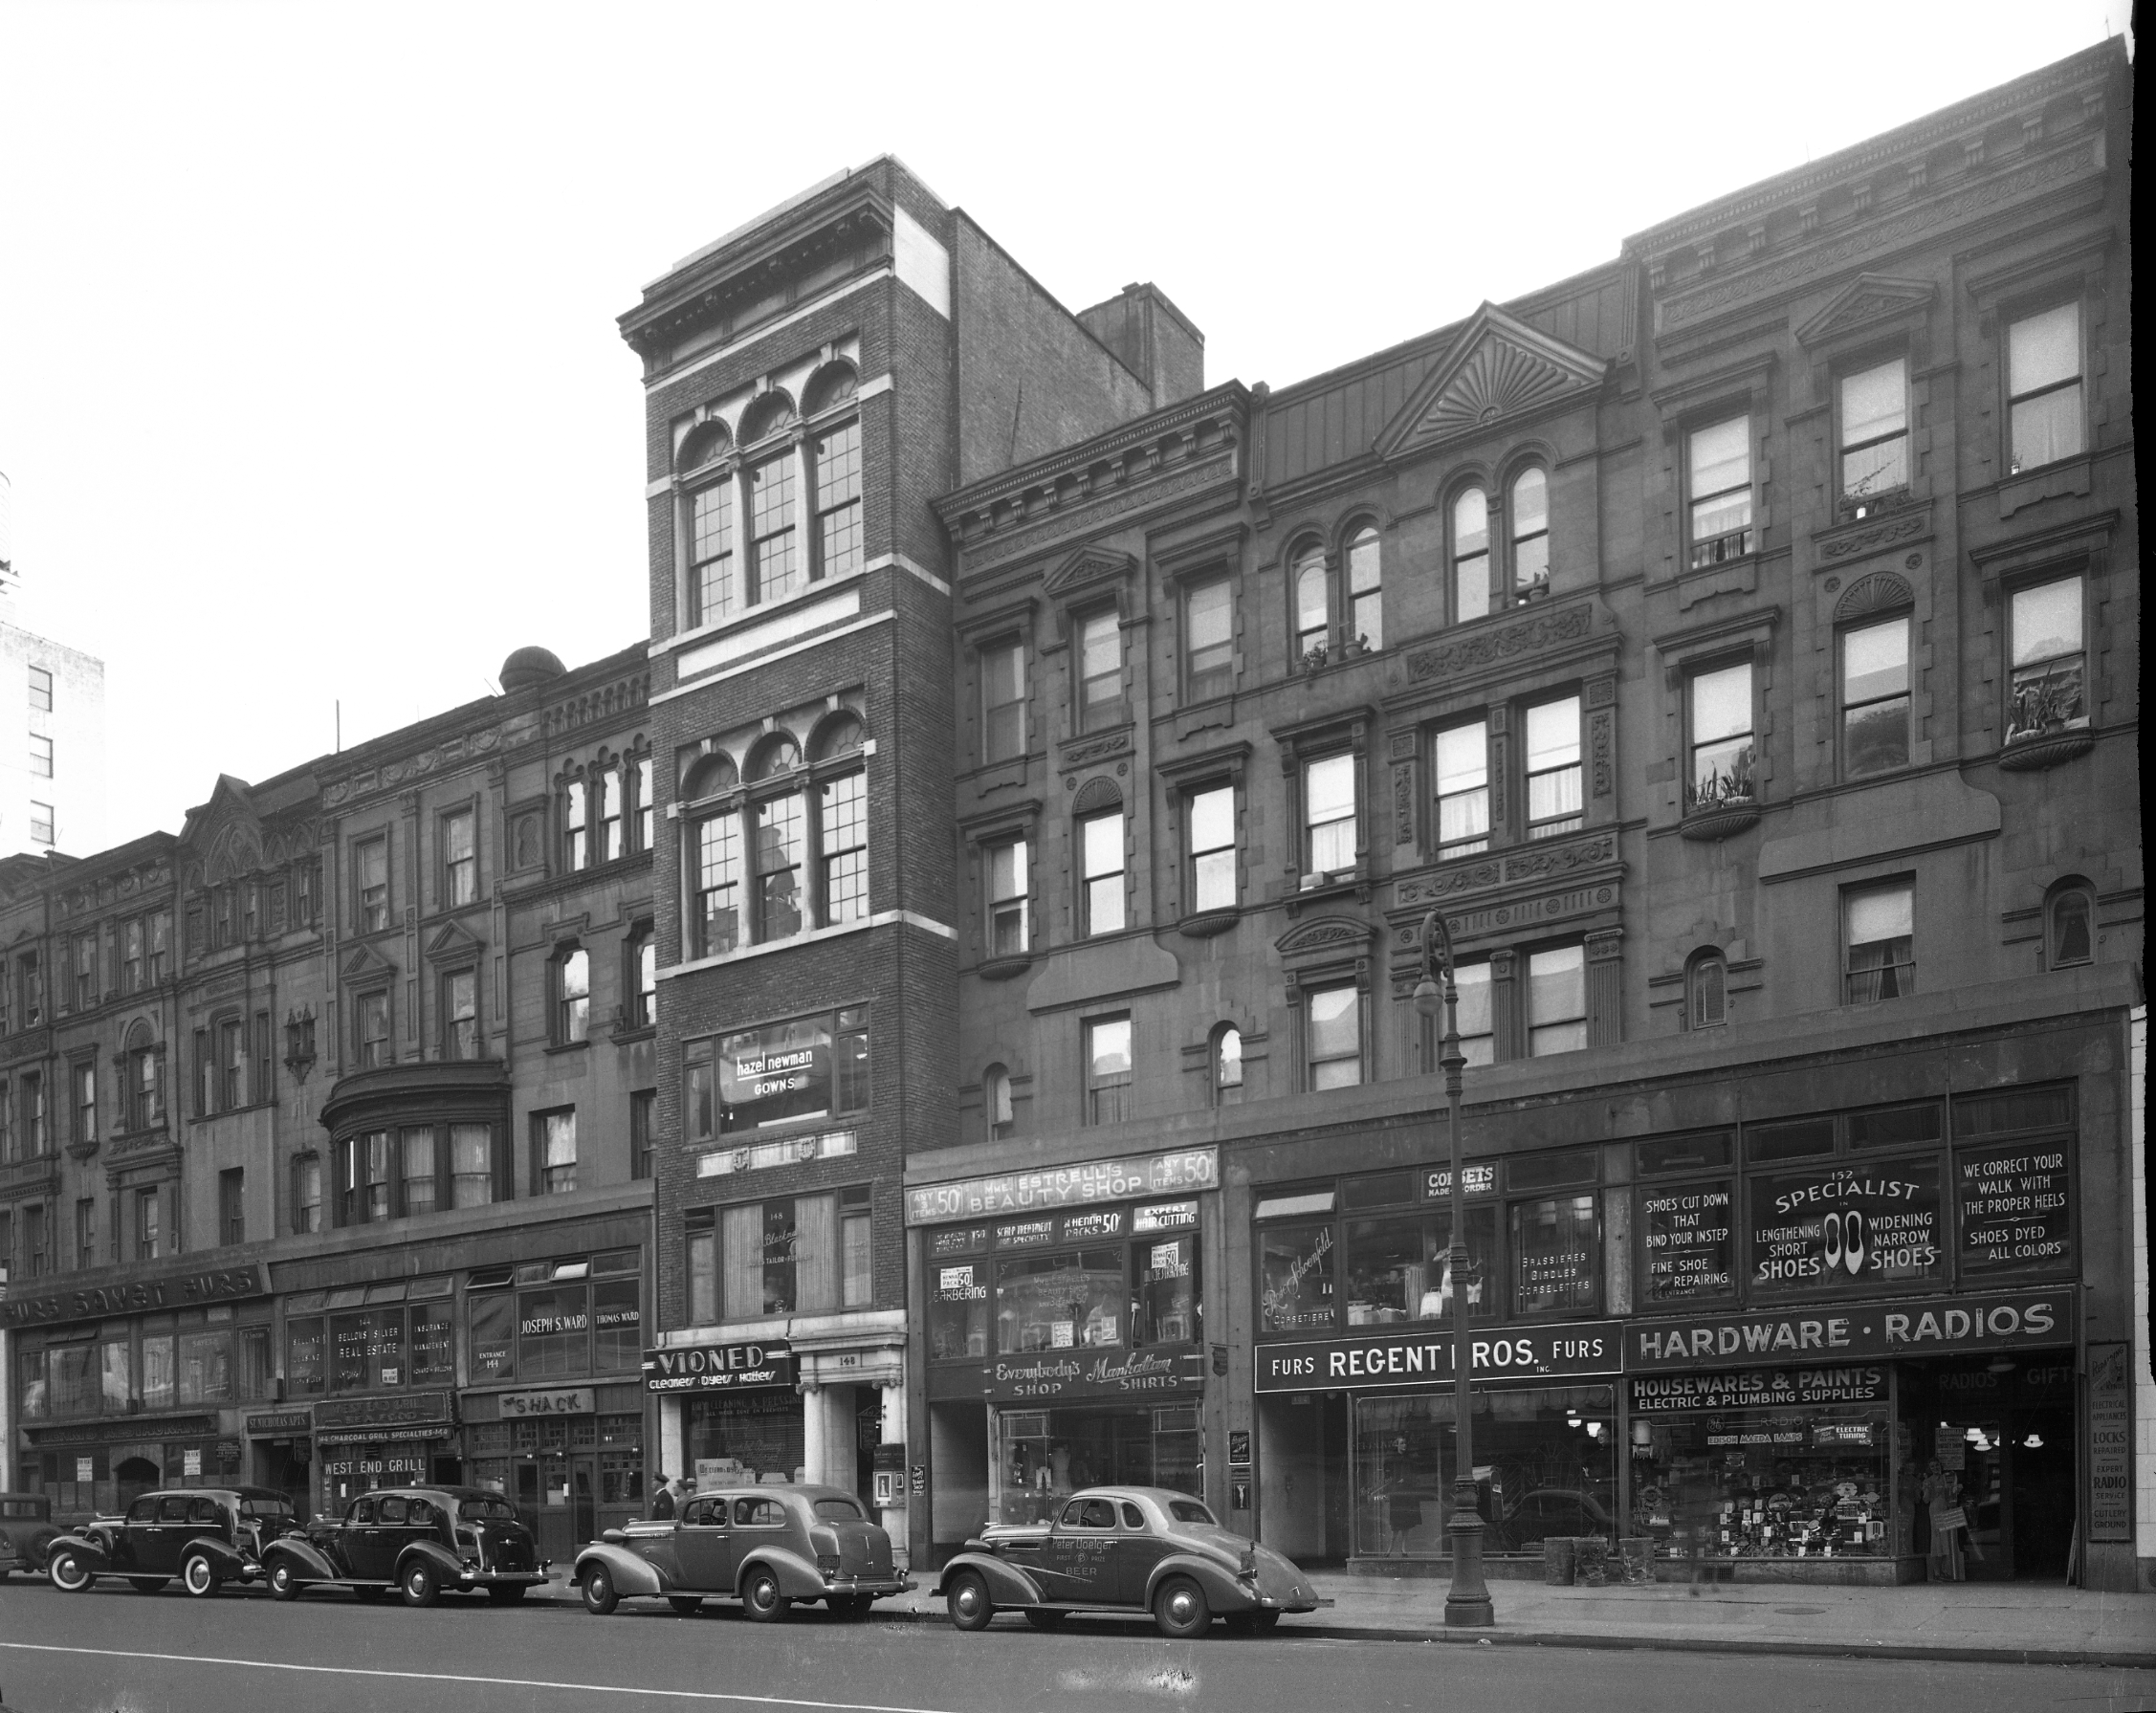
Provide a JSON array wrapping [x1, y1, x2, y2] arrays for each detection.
[[4, 1579, 2155, 1713]]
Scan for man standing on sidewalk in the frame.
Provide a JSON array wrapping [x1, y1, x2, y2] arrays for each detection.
[[649, 1473, 676, 1521]]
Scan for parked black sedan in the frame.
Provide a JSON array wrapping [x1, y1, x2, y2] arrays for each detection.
[[46, 1486, 296, 1596], [260, 1486, 546, 1606], [935, 1487, 1325, 1638], [0, 1492, 59, 1578]]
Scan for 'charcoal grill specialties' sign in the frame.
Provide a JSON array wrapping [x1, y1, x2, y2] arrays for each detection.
[[1749, 1161, 1942, 1290], [1956, 1144, 2073, 1274], [1639, 1181, 1735, 1302]]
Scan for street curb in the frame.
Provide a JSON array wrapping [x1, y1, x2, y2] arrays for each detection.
[[536, 1582, 2156, 1669]]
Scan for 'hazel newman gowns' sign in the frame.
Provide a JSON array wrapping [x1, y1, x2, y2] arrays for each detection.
[[1627, 1287, 2076, 1371]]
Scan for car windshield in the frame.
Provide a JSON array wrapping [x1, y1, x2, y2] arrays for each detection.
[[1168, 1501, 1218, 1526], [240, 1498, 295, 1524], [459, 1498, 517, 1522], [812, 1498, 865, 1521]]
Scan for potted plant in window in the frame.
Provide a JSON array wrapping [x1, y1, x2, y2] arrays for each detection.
[[1679, 746, 1760, 842], [2001, 669, 2093, 771], [1301, 643, 1329, 673]]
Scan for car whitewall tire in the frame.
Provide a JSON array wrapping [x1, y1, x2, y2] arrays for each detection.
[[182, 1554, 221, 1598], [49, 1550, 93, 1593]]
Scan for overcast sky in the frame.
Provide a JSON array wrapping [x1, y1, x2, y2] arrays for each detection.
[[0, 0, 2126, 851]]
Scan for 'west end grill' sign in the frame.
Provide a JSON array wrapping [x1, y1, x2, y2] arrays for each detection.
[[643, 1339, 797, 1394], [1, 1263, 265, 1329]]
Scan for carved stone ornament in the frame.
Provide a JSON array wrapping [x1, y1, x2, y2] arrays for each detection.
[[1058, 727, 1133, 770], [1405, 604, 1594, 684], [1274, 915, 1375, 958], [1793, 273, 1935, 348]]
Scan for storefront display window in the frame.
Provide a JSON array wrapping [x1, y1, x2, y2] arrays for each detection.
[[1135, 1232, 1197, 1345], [1259, 1219, 1335, 1334], [930, 1259, 989, 1360], [688, 1391, 803, 1487], [141, 1331, 174, 1410], [288, 1317, 328, 1395], [1510, 1195, 1600, 1317], [997, 1403, 1202, 1525], [1349, 1386, 1616, 1558], [519, 1286, 593, 1378], [471, 1291, 517, 1382], [177, 1329, 233, 1405], [997, 1248, 1125, 1351]]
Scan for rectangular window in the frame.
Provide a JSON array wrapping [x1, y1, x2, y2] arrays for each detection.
[[28, 665, 53, 711], [987, 838, 1029, 955], [294, 1154, 322, 1234], [450, 1123, 494, 1209], [599, 766, 624, 864], [1524, 696, 1583, 838], [1084, 1015, 1133, 1126], [557, 948, 589, 1043], [710, 1006, 869, 1132], [21, 1071, 41, 1154], [635, 755, 654, 852], [747, 450, 800, 603], [818, 772, 868, 925], [252, 1010, 272, 1105], [1080, 809, 1125, 936], [1434, 720, 1489, 857], [1839, 358, 1908, 502], [982, 641, 1026, 762], [1187, 785, 1236, 913], [629, 932, 656, 1029], [356, 837, 388, 932], [134, 1047, 163, 1130], [29, 733, 54, 778], [813, 420, 863, 579], [75, 1197, 95, 1268], [1077, 610, 1123, 730], [2008, 302, 2083, 473], [146, 910, 171, 982], [687, 1214, 717, 1323], [1454, 960, 1493, 1067], [121, 918, 143, 992], [24, 1202, 47, 1277], [693, 810, 742, 956], [1841, 614, 1910, 777], [562, 780, 588, 871], [1687, 661, 1754, 810], [1687, 415, 1752, 567], [753, 792, 804, 940], [30, 802, 54, 845], [1184, 580, 1233, 702], [1304, 753, 1356, 874], [220, 1167, 245, 1246], [536, 1109, 577, 1195], [684, 1038, 715, 1142], [2007, 575, 2086, 741], [689, 477, 736, 626], [357, 989, 390, 1069], [842, 1184, 872, 1308], [1527, 944, 1587, 1056], [137, 1186, 162, 1261], [71, 933, 95, 1010], [1306, 982, 1361, 1089], [1844, 881, 1914, 1004], [401, 1128, 437, 1218], [1511, 1194, 1600, 1316], [630, 1089, 656, 1181], [443, 967, 478, 1061], [443, 809, 477, 907], [73, 1061, 96, 1146]]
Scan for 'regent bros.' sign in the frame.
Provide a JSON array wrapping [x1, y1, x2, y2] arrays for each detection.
[[1254, 1322, 1621, 1394], [643, 1339, 797, 1394], [1629, 1288, 2075, 1371]]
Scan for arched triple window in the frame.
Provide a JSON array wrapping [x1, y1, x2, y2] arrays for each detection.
[[677, 362, 862, 629], [683, 716, 870, 958], [1685, 949, 1727, 1030], [2046, 879, 2095, 969], [1452, 472, 1550, 621]]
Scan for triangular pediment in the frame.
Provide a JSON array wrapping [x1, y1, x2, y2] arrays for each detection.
[[181, 775, 267, 887], [340, 943, 397, 985], [1794, 274, 1934, 348], [1377, 305, 1608, 460], [425, 920, 485, 965], [1043, 545, 1136, 602], [1274, 914, 1376, 958]]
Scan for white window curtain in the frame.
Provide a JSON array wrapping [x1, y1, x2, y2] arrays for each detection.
[[722, 1203, 763, 1322], [793, 1194, 839, 1314]]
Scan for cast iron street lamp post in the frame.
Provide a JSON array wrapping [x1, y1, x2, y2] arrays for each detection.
[[1414, 907, 1494, 1627]]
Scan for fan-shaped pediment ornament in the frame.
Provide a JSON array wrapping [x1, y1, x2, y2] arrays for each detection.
[[1274, 914, 1375, 957], [1070, 777, 1124, 818], [1378, 303, 1608, 460], [1835, 572, 1913, 623]]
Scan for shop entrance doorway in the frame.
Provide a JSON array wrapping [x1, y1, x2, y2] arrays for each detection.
[[517, 1452, 597, 1566], [1915, 1354, 2076, 1582], [1256, 1392, 1349, 1566], [114, 1457, 160, 1513]]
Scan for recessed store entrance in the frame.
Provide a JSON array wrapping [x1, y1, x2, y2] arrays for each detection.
[[1908, 1353, 2075, 1581], [1256, 1392, 1350, 1567]]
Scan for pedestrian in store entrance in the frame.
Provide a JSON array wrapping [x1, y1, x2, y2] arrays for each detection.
[[649, 1475, 676, 1522], [1921, 1459, 1966, 1581]]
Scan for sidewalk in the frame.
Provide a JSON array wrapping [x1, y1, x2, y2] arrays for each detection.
[[539, 1565, 2156, 1666]]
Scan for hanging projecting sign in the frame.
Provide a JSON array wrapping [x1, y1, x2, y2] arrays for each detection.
[[642, 1338, 797, 1394], [906, 1149, 1218, 1226], [1748, 1161, 1943, 1291]]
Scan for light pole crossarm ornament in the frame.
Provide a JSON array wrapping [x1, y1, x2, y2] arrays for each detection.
[[1412, 908, 1495, 1627]]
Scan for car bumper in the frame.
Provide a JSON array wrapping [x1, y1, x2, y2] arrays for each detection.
[[454, 1567, 551, 1590], [817, 1574, 914, 1599]]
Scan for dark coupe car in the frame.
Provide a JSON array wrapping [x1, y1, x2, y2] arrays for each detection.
[[0, 1493, 59, 1578], [575, 1484, 910, 1620], [935, 1487, 1325, 1637], [46, 1486, 297, 1596], [259, 1485, 546, 1606]]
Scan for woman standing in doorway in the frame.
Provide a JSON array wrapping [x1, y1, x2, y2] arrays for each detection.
[[1921, 1459, 1966, 1581]]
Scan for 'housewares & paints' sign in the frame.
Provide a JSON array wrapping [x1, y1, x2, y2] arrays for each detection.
[[1628, 1288, 2075, 1371], [1, 1263, 265, 1329], [642, 1339, 797, 1394], [1629, 1366, 1887, 1413], [907, 1149, 1218, 1226], [928, 1345, 1205, 1403], [1253, 1321, 1622, 1394]]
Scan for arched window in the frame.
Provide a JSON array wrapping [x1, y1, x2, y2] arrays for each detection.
[[678, 421, 732, 472], [1213, 1025, 1244, 1106], [748, 735, 801, 780], [810, 713, 866, 762], [682, 751, 737, 801], [1452, 488, 1489, 623], [1072, 780, 1126, 938], [807, 366, 863, 582], [803, 362, 859, 416], [555, 946, 590, 1044], [984, 1064, 1014, 1141], [1291, 540, 1329, 660], [1345, 524, 1382, 650], [1509, 468, 1549, 602], [2047, 880, 2095, 969], [739, 391, 797, 445], [1685, 949, 1727, 1029]]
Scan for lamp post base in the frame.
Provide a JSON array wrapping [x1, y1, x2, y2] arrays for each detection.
[[1445, 1492, 1495, 1627]]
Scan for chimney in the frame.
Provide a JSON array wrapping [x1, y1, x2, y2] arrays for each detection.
[[1078, 282, 1204, 406]]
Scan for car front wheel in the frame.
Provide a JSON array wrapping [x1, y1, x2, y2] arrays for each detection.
[[181, 1554, 222, 1598], [402, 1561, 440, 1608], [1154, 1575, 1210, 1639], [267, 1561, 301, 1601], [582, 1564, 618, 1615], [945, 1570, 993, 1633], [741, 1566, 789, 1623], [49, 1551, 94, 1593]]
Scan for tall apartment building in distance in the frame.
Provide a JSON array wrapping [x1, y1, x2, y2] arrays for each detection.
[[0, 470, 108, 858], [3, 42, 2141, 1604]]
